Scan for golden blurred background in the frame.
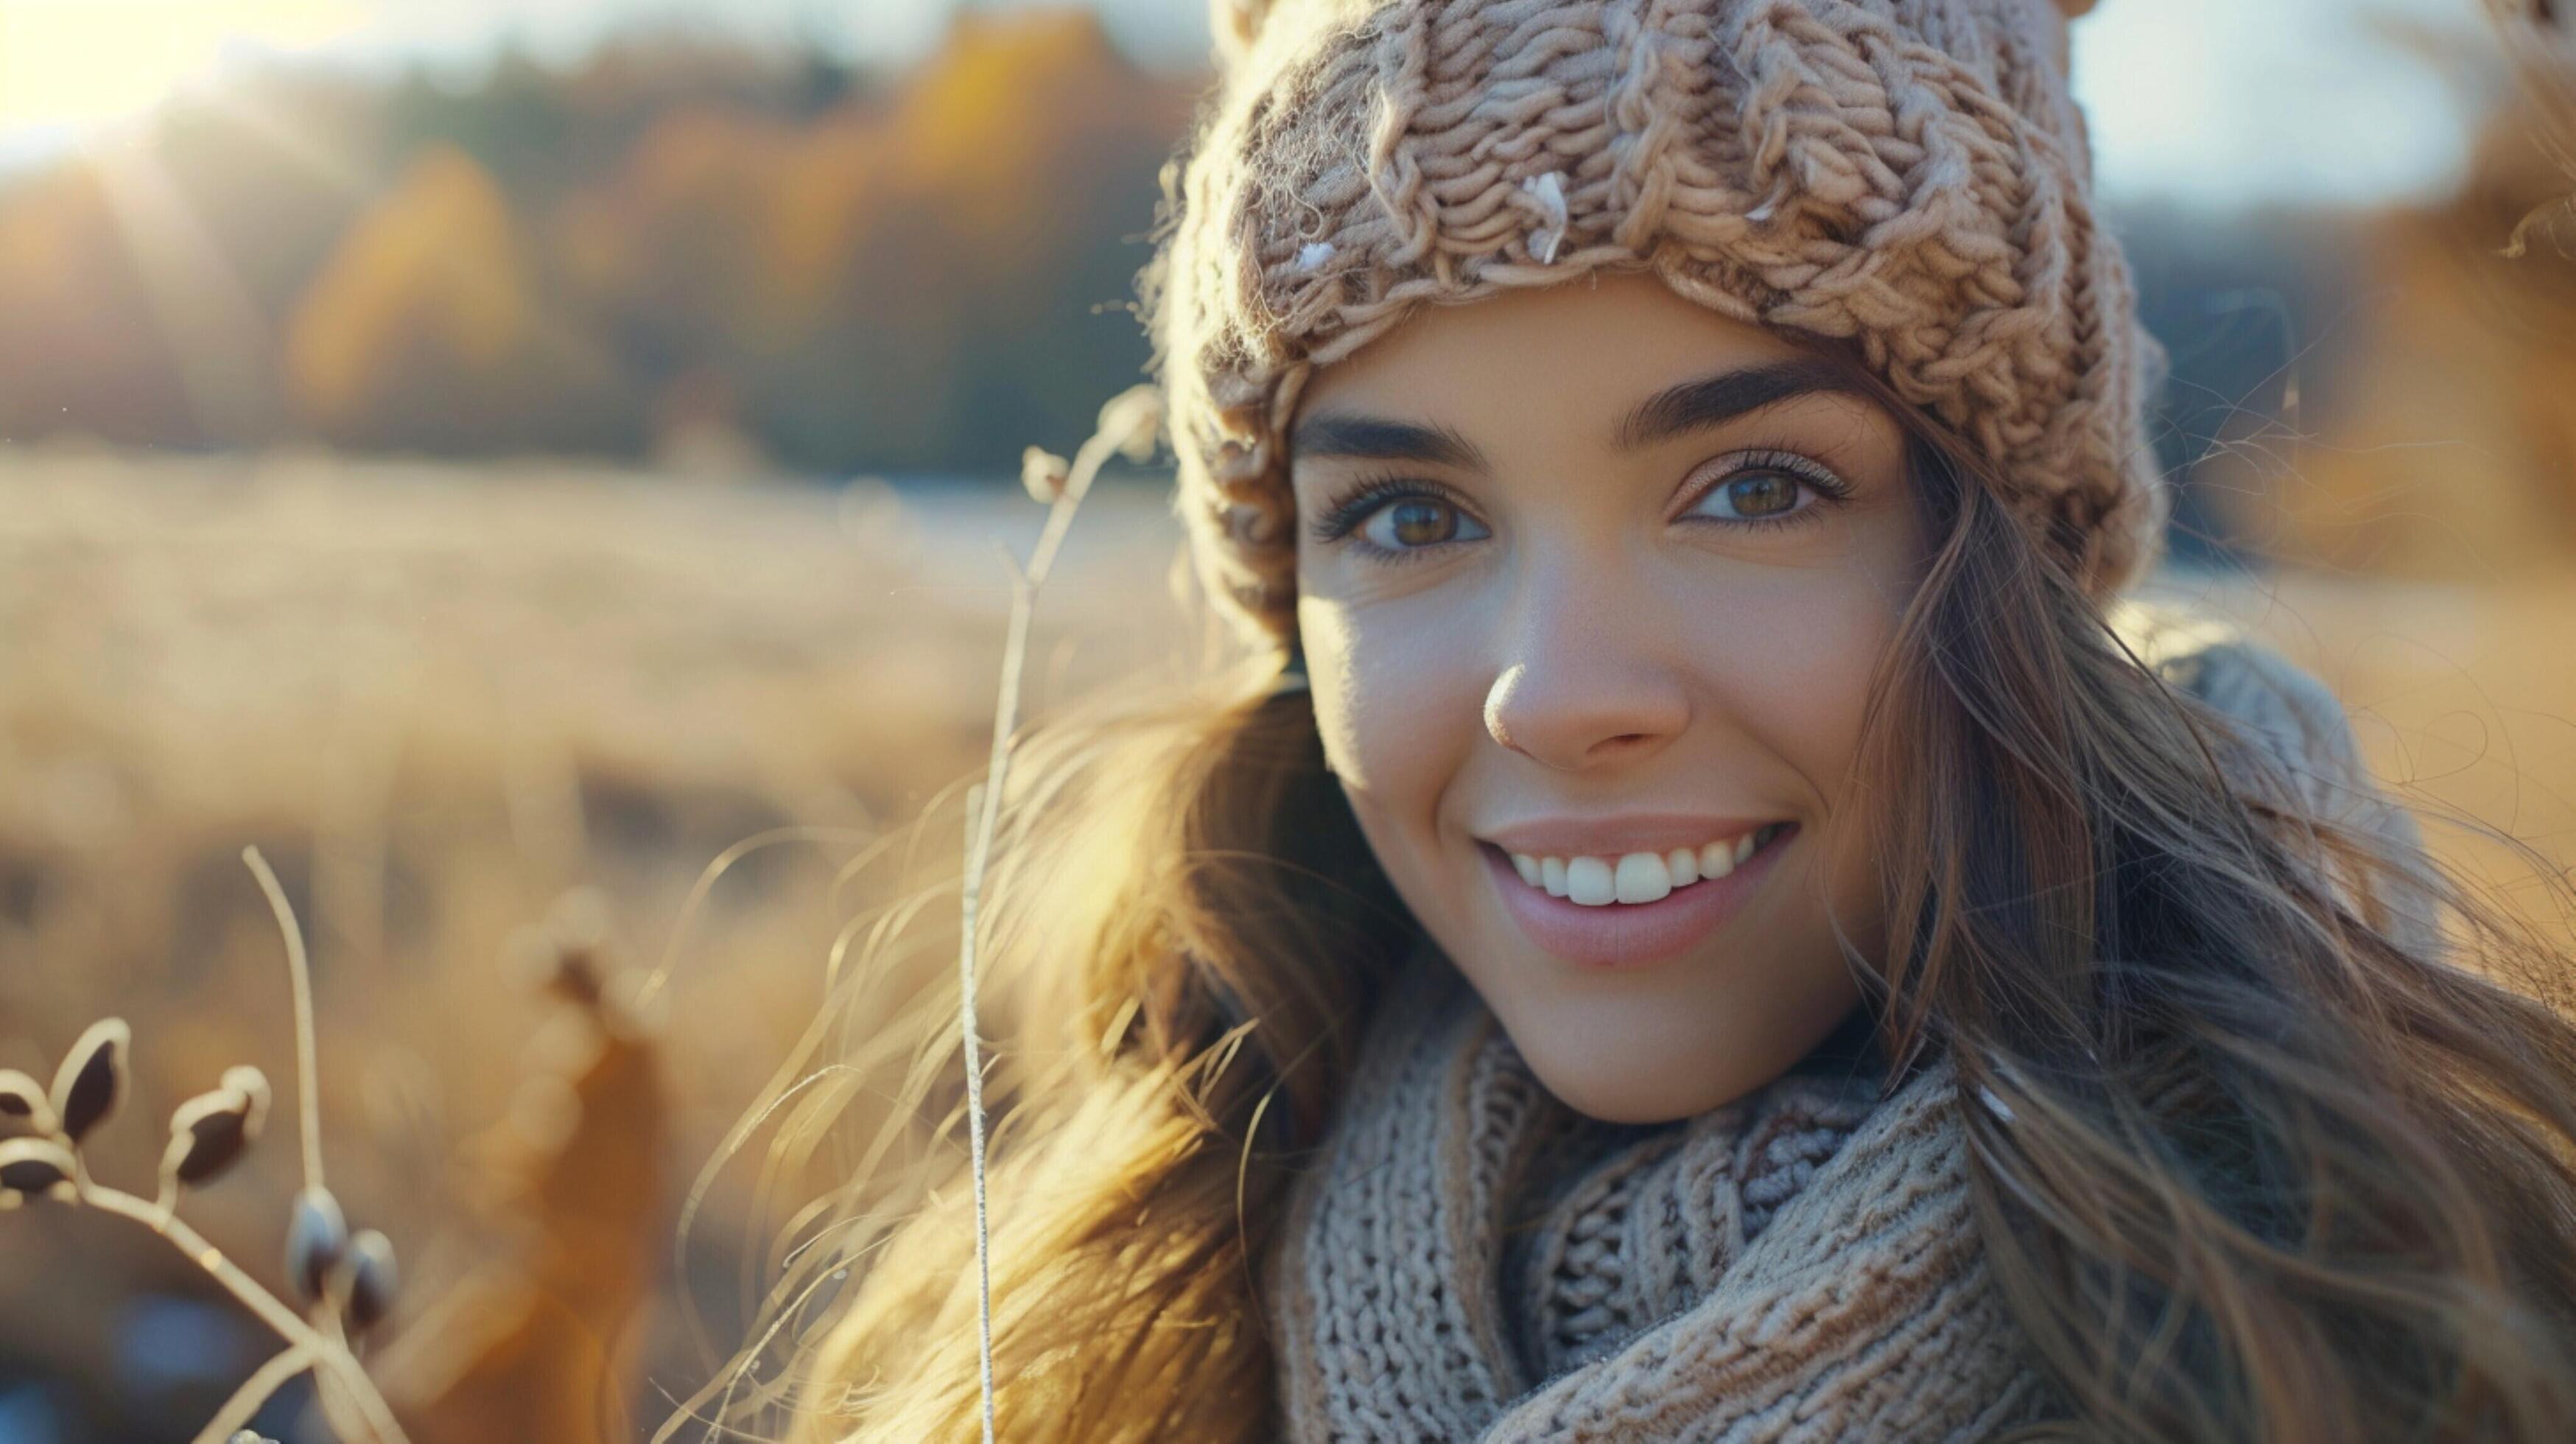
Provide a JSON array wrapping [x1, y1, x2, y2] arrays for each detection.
[[0, 1, 2569, 1439]]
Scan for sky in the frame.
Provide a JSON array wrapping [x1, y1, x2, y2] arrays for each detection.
[[0, 0, 2505, 208]]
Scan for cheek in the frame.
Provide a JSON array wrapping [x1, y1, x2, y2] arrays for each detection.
[[1691, 508, 1918, 814], [1296, 589, 1480, 844], [1702, 558, 1911, 953], [1723, 584, 1895, 801]]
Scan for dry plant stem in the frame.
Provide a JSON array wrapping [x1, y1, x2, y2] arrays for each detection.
[[195, 1343, 318, 1444], [952, 423, 1118, 1443], [79, 1182, 409, 1443], [243, 847, 326, 1191], [232, 846, 413, 1442], [955, 786, 1000, 1444]]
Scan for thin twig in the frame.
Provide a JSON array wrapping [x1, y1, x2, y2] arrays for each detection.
[[956, 785, 999, 1444], [80, 1182, 410, 1443], [243, 847, 324, 1193], [230, 844, 413, 1443], [952, 412, 1127, 1443], [193, 1343, 317, 1444]]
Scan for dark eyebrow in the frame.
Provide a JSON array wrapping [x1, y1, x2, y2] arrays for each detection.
[[1612, 360, 1861, 452], [1285, 358, 1859, 468], [1285, 413, 1489, 471]]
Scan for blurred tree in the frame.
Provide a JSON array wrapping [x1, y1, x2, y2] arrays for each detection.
[[0, 13, 1188, 472], [860, 10, 1193, 470], [381, 49, 580, 200], [557, 10, 1190, 474], [284, 145, 638, 454]]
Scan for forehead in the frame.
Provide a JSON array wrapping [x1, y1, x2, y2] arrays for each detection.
[[1291, 270, 1816, 445]]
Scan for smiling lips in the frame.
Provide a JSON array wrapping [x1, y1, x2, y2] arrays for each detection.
[[1505, 822, 1787, 906], [1477, 820, 1794, 970]]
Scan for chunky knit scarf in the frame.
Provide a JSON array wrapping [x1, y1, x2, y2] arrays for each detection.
[[1264, 630, 2423, 1441], [1267, 944, 2051, 1441]]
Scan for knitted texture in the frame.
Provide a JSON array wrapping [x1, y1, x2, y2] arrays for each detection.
[[1266, 944, 2054, 1440], [1151, 0, 2169, 646]]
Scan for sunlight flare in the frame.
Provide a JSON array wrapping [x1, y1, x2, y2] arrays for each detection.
[[0, 0, 360, 136]]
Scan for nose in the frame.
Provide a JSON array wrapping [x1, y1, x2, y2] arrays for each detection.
[[1481, 595, 1692, 771]]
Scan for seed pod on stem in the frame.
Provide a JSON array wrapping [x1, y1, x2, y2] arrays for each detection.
[[1021, 446, 1070, 503], [161, 1066, 273, 1191], [0, 1136, 77, 1205], [284, 1185, 348, 1307], [0, 1070, 57, 1137], [343, 1228, 399, 1333], [1095, 383, 1165, 463], [50, 1017, 129, 1144]]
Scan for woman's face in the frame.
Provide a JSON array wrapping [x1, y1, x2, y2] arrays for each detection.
[[1289, 271, 1926, 1124]]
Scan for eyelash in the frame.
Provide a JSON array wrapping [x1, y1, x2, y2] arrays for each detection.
[[1307, 450, 1852, 561], [1308, 476, 1477, 556], [1677, 449, 1853, 530]]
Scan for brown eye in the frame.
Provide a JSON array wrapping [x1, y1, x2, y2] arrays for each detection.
[[1688, 465, 1831, 524], [1389, 500, 1454, 544], [1357, 495, 1488, 551], [1724, 474, 1796, 516]]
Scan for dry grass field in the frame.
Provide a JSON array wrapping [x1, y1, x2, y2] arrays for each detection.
[[0, 447, 1196, 1437], [1, 447, 2571, 1437]]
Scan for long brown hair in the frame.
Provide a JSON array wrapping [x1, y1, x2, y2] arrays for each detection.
[[707, 663, 1408, 1441], [1866, 422, 2576, 1440], [664, 367, 2576, 1440]]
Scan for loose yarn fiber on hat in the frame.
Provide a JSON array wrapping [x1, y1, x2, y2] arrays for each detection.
[[1148, 0, 2169, 646]]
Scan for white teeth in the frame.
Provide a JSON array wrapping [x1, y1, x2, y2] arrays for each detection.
[[1503, 829, 1781, 906], [1613, 852, 1671, 904], [1699, 840, 1735, 879], [1564, 856, 1615, 905]]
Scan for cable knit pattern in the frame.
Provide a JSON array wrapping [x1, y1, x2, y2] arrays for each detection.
[[1268, 947, 2052, 1441], [1152, 0, 2167, 647]]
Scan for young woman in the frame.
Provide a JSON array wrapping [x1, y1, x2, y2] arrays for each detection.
[[751, 1, 2576, 1438]]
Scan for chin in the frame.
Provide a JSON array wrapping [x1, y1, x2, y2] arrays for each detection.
[[1528, 1062, 1750, 1126], [1548, 1077, 1694, 1126], [1478, 953, 1863, 1125], [1504, 1020, 1770, 1125]]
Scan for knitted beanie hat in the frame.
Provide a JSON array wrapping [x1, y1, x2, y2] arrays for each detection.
[[1146, 0, 2169, 648]]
